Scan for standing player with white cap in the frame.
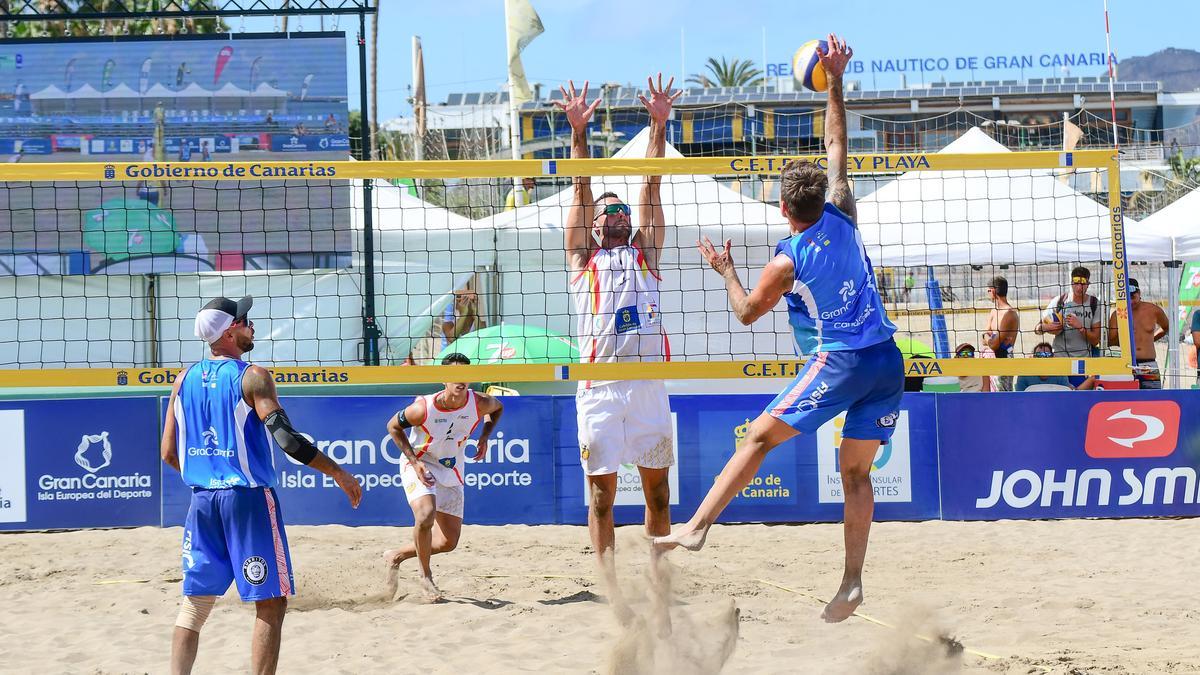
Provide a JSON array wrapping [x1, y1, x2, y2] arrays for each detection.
[[160, 295, 363, 674]]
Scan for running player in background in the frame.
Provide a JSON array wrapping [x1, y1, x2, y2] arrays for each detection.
[[160, 295, 362, 674], [383, 353, 503, 601], [554, 74, 681, 601], [654, 35, 904, 624]]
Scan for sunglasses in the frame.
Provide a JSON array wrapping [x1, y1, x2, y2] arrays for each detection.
[[232, 316, 254, 328], [1033, 351, 1052, 358], [956, 349, 975, 358], [595, 203, 631, 218]]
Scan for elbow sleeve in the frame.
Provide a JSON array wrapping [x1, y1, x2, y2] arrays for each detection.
[[264, 409, 319, 465]]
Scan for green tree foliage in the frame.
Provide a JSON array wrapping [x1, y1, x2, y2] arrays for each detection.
[[2, 1, 228, 37], [686, 56, 764, 88]]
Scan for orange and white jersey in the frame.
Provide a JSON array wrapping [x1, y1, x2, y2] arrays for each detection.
[[406, 390, 481, 486], [569, 245, 670, 389]]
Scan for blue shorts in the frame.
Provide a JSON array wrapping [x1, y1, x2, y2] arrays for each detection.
[[181, 487, 295, 601], [765, 338, 904, 441]]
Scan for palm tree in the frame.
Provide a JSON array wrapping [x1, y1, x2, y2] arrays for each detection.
[[687, 57, 765, 88]]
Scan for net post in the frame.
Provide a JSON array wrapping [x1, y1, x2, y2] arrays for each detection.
[[1105, 154, 1134, 372], [357, 9, 381, 365]]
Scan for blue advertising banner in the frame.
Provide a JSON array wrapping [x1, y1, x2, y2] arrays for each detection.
[[268, 134, 351, 153], [554, 394, 941, 526], [938, 391, 1200, 520], [0, 138, 52, 154], [0, 398, 160, 531], [161, 395, 558, 527]]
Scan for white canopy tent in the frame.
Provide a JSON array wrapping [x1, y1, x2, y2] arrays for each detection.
[[480, 127, 797, 363], [856, 127, 1135, 267], [152, 180, 492, 367]]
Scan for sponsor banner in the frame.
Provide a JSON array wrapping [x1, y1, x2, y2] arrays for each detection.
[[706, 393, 938, 523], [0, 398, 160, 531], [939, 391, 1200, 520], [84, 136, 233, 156], [268, 134, 351, 153], [0, 138, 52, 154], [162, 395, 556, 527], [556, 394, 940, 526]]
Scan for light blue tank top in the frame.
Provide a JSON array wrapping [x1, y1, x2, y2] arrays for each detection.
[[774, 203, 897, 354], [173, 358, 277, 489]]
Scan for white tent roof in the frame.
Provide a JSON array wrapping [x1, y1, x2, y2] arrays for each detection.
[[856, 127, 1133, 266], [103, 83, 140, 98], [175, 82, 212, 98], [143, 83, 176, 99], [1128, 187, 1200, 261], [213, 82, 251, 97], [252, 82, 287, 97], [69, 84, 103, 99], [29, 84, 66, 100]]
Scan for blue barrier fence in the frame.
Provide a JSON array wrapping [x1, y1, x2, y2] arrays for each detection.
[[1, 391, 1196, 531]]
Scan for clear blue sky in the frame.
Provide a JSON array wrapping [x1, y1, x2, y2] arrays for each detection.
[[262, 0, 1200, 121]]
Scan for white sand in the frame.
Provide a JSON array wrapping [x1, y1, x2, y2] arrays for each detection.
[[1, 519, 1197, 673]]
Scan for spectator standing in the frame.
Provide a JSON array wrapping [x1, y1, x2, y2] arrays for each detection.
[[1108, 277, 1169, 389], [1192, 308, 1200, 387], [983, 276, 1019, 391]]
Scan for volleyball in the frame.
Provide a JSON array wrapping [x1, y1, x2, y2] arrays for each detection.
[[793, 39, 829, 92]]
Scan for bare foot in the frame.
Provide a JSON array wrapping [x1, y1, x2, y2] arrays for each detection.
[[382, 548, 406, 567], [419, 576, 443, 603], [650, 521, 710, 553], [820, 580, 863, 623]]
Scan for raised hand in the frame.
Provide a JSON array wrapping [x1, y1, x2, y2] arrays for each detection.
[[553, 79, 602, 131], [697, 236, 735, 277], [638, 72, 682, 124], [817, 33, 854, 82]]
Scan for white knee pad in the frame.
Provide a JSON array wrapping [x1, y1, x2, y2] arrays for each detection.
[[175, 595, 217, 632]]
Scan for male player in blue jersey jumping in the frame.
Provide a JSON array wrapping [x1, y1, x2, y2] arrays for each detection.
[[654, 35, 903, 624], [160, 295, 362, 674]]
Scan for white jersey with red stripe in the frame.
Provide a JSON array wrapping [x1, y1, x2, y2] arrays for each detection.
[[406, 390, 481, 486], [569, 245, 670, 389]]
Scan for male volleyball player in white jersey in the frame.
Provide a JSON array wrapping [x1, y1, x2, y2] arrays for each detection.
[[655, 35, 905, 624], [554, 75, 682, 579], [383, 353, 504, 601], [160, 295, 362, 674]]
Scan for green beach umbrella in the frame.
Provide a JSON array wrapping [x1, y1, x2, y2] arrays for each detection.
[[438, 324, 579, 364], [82, 198, 179, 262], [893, 336, 935, 359]]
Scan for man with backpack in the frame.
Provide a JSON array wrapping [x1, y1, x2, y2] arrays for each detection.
[[1035, 266, 1102, 387]]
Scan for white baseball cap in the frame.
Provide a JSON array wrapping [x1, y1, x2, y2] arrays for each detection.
[[194, 295, 253, 344]]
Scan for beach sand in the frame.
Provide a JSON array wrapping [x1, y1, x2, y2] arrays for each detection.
[[1, 518, 1196, 673]]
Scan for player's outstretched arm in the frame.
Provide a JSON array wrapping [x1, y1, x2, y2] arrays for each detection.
[[819, 34, 856, 222], [698, 236, 794, 326], [471, 394, 505, 461], [387, 397, 434, 487], [636, 73, 681, 273], [244, 365, 362, 508], [555, 80, 601, 272]]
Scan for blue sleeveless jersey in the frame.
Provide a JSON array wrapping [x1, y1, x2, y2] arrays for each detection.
[[774, 203, 897, 354], [173, 358, 277, 489]]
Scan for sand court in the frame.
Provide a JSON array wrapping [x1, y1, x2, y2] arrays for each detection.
[[1, 518, 1196, 673]]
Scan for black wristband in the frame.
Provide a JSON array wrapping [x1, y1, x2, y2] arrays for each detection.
[[264, 409, 319, 465]]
